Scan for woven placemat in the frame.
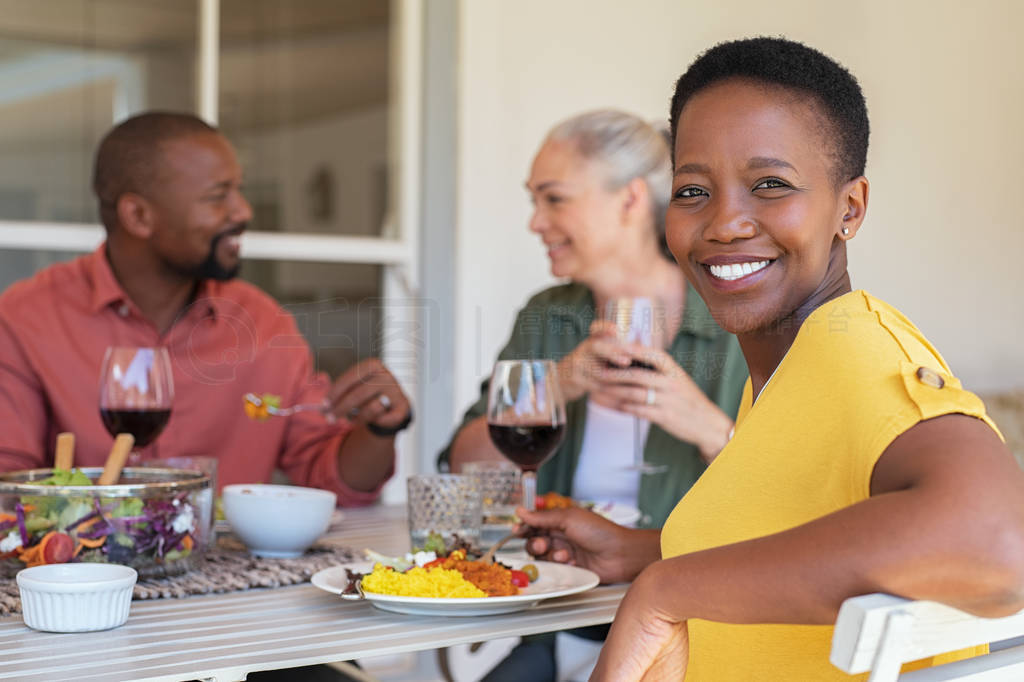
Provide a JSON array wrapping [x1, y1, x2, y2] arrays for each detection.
[[0, 536, 358, 616]]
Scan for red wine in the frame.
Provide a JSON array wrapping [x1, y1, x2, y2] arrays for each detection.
[[100, 409, 171, 448], [488, 423, 566, 471]]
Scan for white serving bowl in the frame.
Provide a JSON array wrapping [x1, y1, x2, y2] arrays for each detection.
[[222, 484, 337, 558], [17, 563, 137, 632]]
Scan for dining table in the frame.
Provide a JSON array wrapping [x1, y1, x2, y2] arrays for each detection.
[[0, 504, 627, 682]]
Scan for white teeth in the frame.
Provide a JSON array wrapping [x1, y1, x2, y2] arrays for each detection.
[[707, 260, 770, 281]]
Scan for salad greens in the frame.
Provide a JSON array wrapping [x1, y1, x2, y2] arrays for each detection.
[[1, 467, 199, 572], [418, 531, 447, 555]]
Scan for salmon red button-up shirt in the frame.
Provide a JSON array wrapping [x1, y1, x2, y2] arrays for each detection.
[[0, 246, 387, 505]]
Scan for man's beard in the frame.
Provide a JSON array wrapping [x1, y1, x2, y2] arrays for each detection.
[[180, 226, 245, 281]]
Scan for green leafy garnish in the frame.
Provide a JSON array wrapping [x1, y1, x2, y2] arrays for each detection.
[[110, 497, 144, 518], [111, 532, 135, 547], [37, 468, 92, 487], [56, 499, 93, 530], [23, 468, 94, 518], [418, 531, 446, 555]]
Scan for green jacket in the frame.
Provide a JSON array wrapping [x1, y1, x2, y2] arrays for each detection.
[[437, 282, 748, 528]]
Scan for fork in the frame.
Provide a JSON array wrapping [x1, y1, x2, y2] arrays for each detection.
[[480, 530, 519, 564], [243, 393, 329, 417]]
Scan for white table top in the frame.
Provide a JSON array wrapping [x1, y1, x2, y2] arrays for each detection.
[[0, 505, 626, 682]]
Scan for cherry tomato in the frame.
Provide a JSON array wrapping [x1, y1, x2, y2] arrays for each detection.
[[510, 569, 530, 588], [42, 532, 74, 564]]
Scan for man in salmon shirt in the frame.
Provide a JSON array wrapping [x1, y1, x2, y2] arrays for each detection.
[[0, 111, 412, 506]]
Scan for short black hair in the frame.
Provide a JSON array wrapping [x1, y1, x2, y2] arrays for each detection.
[[92, 111, 218, 231], [669, 37, 869, 186]]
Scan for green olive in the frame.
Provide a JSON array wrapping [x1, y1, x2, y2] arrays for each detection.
[[521, 563, 539, 582]]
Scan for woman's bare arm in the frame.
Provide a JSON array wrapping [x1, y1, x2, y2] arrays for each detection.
[[593, 414, 1024, 679]]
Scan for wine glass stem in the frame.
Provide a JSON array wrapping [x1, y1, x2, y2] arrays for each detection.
[[522, 471, 537, 511], [634, 416, 645, 468]]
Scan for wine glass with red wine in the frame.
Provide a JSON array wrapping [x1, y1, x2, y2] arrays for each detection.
[[603, 297, 668, 474], [99, 347, 174, 465], [486, 360, 566, 510]]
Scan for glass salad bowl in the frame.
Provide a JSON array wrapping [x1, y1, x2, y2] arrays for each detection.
[[0, 467, 212, 579]]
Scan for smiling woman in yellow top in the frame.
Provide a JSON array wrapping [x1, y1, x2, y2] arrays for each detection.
[[518, 37, 1024, 681]]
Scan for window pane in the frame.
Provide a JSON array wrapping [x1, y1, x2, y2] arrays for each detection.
[[219, 0, 391, 238], [0, 250, 84, 291], [0, 0, 196, 223], [241, 260, 384, 379], [0, 250, 381, 383]]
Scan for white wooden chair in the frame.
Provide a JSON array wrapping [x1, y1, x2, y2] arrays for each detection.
[[831, 593, 1024, 681]]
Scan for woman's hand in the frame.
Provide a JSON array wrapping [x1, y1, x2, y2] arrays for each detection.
[[556, 321, 634, 403], [517, 506, 661, 584], [590, 562, 690, 681], [590, 344, 734, 463]]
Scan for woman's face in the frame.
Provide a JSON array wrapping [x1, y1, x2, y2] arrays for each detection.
[[666, 79, 864, 334], [526, 139, 630, 281]]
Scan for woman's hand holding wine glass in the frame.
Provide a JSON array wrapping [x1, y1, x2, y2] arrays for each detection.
[[99, 347, 174, 465], [486, 360, 566, 511], [592, 297, 734, 464], [592, 297, 668, 474], [554, 320, 633, 403], [592, 344, 735, 464]]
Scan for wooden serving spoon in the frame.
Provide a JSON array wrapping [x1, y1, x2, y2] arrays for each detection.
[[54, 432, 75, 471], [97, 433, 135, 485]]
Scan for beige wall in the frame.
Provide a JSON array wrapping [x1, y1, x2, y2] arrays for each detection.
[[453, 0, 1024, 417]]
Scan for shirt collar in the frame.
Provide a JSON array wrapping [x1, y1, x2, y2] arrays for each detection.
[[87, 243, 220, 321], [88, 244, 128, 313]]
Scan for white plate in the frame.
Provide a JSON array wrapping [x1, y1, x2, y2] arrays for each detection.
[[216, 508, 345, 534], [311, 559, 599, 616], [591, 502, 641, 527]]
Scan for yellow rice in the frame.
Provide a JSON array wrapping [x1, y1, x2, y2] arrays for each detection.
[[361, 563, 487, 598]]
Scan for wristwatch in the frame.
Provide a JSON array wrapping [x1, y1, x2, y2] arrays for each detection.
[[366, 408, 414, 437]]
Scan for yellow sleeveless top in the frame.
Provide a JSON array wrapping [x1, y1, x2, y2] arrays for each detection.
[[661, 291, 997, 681]]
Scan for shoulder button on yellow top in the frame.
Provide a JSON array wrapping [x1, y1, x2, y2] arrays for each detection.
[[915, 366, 945, 389]]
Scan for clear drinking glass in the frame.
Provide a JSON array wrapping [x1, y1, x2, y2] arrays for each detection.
[[99, 347, 174, 464], [406, 474, 482, 551], [486, 360, 567, 510], [463, 460, 522, 547], [603, 297, 668, 474]]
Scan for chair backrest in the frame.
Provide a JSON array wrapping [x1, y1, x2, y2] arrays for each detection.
[[830, 593, 1024, 681]]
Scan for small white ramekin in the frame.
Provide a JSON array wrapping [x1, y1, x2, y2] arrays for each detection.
[[17, 563, 137, 632]]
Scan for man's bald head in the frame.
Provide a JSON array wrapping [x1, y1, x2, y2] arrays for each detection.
[[92, 112, 218, 231]]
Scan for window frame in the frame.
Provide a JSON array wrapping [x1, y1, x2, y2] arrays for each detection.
[[0, 0, 425, 502]]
